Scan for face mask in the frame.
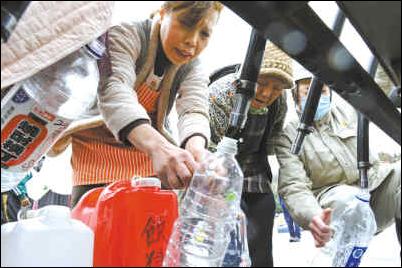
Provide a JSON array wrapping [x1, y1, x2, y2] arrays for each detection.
[[301, 95, 331, 121]]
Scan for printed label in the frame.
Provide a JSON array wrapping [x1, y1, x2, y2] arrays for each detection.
[[1, 85, 72, 172], [345, 246, 367, 267], [1, 115, 47, 168]]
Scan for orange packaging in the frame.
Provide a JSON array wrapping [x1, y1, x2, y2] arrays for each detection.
[[72, 178, 178, 267]]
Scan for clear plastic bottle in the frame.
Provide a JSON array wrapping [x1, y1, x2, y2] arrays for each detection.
[[222, 208, 252, 267], [1, 38, 104, 192], [180, 137, 244, 221], [163, 217, 230, 267], [311, 190, 377, 267], [163, 137, 244, 267]]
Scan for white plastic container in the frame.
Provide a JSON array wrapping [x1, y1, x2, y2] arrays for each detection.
[[1, 205, 94, 267]]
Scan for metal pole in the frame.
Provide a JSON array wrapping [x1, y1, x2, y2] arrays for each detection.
[[226, 29, 267, 139], [291, 9, 346, 154], [357, 58, 378, 189]]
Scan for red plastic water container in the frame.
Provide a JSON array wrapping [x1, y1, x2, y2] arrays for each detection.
[[72, 177, 178, 267], [71, 187, 103, 231]]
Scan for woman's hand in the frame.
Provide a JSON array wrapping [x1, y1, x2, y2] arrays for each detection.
[[127, 124, 196, 189], [150, 141, 196, 189]]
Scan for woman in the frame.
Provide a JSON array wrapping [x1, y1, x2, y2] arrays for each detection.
[[51, 1, 223, 207]]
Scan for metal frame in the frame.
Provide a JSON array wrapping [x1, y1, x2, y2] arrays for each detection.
[[336, 1, 400, 86], [222, 1, 401, 145]]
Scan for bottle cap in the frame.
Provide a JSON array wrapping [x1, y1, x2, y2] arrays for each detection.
[[84, 38, 105, 59], [131, 177, 161, 188], [217, 136, 238, 155]]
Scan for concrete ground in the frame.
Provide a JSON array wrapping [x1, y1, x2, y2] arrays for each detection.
[[272, 213, 401, 267]]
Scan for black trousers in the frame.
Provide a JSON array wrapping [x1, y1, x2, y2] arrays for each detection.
[[71, 183, 106, 208], [241, 191, 276, 267], [1, 191, 32, 225], [37, 190, 71, 208]]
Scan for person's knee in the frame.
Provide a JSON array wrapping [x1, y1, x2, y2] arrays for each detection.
[[381, 161, 401, 220], [320, 185, 359, 214]]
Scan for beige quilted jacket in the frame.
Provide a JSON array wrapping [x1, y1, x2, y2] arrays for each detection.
[[1, 1, 114, 90]]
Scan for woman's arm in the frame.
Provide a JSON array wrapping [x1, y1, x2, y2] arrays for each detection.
[[176, 63, 212, 163], [98, 23, 151, 140]]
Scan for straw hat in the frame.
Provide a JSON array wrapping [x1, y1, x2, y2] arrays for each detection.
[[1, 1, 114, 89], [259, 42, 294, 89]]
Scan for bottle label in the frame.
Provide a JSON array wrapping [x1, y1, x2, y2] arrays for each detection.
[[345, 246, 367, 267], [1, 86, 72, 172]]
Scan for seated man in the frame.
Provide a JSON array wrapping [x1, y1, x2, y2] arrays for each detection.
[[209, 42, 294, 267], [275, 70, 401, 250]]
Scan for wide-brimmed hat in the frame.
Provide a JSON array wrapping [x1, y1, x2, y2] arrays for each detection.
[[259, 42, 294, 89], [1, 1, 114, 89]]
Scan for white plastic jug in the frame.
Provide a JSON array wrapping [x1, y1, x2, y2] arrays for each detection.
[[1, 205, 94, 267]]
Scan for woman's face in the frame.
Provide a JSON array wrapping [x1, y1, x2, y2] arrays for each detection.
[[296, 78, 330, 108], [159, 8, 219, 65], [251, 77, 286, 109]]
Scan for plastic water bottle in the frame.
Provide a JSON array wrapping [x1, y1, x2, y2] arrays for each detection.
[[311, 190, 377, 267], [163, 137, 244, 267], [180, 137, 244, 221], [222, 208, 252, 267], [1, 38, 104, 192]]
